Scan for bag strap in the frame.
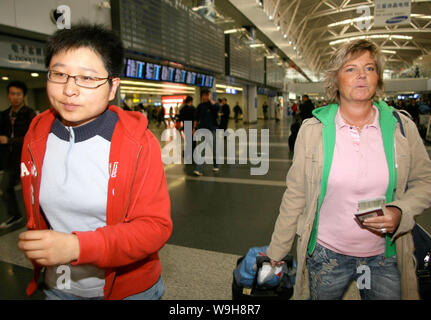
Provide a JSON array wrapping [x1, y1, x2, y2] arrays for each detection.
[[393, 111, 405, 138]]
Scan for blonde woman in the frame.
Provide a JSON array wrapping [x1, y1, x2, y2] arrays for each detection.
[[267, 39, 431, 300]]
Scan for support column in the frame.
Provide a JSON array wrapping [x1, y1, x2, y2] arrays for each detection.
[[244, 85, 257, 124]]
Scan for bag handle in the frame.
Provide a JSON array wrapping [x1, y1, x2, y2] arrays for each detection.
[[251, 255, 293, 292]]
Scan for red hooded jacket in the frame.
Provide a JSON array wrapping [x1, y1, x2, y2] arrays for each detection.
[[20, 105, 172, 300]]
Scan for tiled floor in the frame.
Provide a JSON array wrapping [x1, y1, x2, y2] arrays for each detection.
[[0, 116, 429, 300]]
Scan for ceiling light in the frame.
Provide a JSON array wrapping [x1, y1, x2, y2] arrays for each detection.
[[328, 16, 372, 27], [250, 43, 265, 48], [1, 76, 9, 81], [411, 14, 431, 19], [283, 34, 287, 39], [224, 28, 246, 34], [192, 5, 206, 11], [31, 73, 39, 77], [269, 15, 273, 20], [329, 34, 412, 45], [382, 50, 396, 54]]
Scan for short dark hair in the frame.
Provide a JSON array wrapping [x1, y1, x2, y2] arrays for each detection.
[[7, 81, 27, 96], [200, 88, 210, 96], [184, 96, 193, 104], [45, 23, 124, 77]]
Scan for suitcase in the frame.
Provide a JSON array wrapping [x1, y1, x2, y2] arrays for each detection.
[[232, 254, 294, 300], [412, 224, 431, 300]]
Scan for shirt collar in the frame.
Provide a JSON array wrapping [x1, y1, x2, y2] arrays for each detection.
[[335, 105, 380, 130], [50, 109, 118, 143]]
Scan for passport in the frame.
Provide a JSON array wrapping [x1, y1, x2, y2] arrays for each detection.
[[355, 196, 386, 224]]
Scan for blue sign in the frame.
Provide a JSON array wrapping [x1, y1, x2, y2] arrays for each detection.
[[123, 58, 213, 87], [386, 15, 408, 24]]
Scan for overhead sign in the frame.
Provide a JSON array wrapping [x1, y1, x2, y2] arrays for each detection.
[[374, 0, 411, 27], [225, 88, 237, 94], [124, 58, 213, 88], [0, 35, 46, 71]]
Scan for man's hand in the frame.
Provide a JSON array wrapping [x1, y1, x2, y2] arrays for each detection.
[[18, 230, 80, 266], [0, 136, 8, 144], [362, 206, 402, 235]]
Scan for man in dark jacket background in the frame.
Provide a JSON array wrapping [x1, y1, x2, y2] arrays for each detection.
[[0, 81, 36, 229], [193, 88, 219, 176], [299, 94, 314, 123], [179, 96, 196, 163]]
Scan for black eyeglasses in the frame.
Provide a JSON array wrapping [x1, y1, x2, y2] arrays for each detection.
[[47, 70, 113, 89]]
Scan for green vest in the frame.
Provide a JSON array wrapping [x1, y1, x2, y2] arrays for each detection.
[[307, 101, 397, 258]]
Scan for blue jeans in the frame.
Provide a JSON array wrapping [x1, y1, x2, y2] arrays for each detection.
[[43, 277, 165, 300], [306, 243, 401, 300]]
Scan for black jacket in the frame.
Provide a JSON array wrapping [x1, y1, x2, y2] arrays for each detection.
[[0, 106, 36, 172], [178, 104, 196, 129], [299, 100, 314, 122], [221, 104, 230, 121], [195, 101, 218, 130]]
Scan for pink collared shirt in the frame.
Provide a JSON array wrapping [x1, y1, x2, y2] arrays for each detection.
[[317, 105, 387, 257]]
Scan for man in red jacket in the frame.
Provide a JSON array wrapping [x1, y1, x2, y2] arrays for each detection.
[[17, 24, 172, 300]]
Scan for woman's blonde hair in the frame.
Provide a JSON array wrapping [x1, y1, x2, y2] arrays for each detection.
[[324, 39, 385, 104]]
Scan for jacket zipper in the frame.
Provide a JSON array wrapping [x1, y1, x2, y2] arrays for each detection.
[[28, 144, 40, 230], [106, 145, 143, 299]]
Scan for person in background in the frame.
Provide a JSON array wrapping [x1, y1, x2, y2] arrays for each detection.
[[233, 102, 242, 123], [291, 100, 298, 116], [0, 81, 36, 229], [17, 24, 172, 300], [121, 102, 131, 111], [418, 98, 430, 114], [215, 98, 222, 127], [193, 88, 219, 176], [267, 39, 431, 300], [157, 105, 167, 128], [219, 98, 230, 131], [298, 94, 314, 123], [395, 100, 404, 110], [178, 96, 196, 163], [262, 101, 268, 120], [406, 98, 420, 126]]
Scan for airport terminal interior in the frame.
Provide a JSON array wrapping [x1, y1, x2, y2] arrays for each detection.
[[0, 0, 430, 300]]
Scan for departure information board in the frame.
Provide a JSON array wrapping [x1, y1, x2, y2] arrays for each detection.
[[124, 58, 213, 87], [112, 0, 224, 74]]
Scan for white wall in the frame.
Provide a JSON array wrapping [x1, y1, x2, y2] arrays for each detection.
[[0, 0, 112, 35]]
